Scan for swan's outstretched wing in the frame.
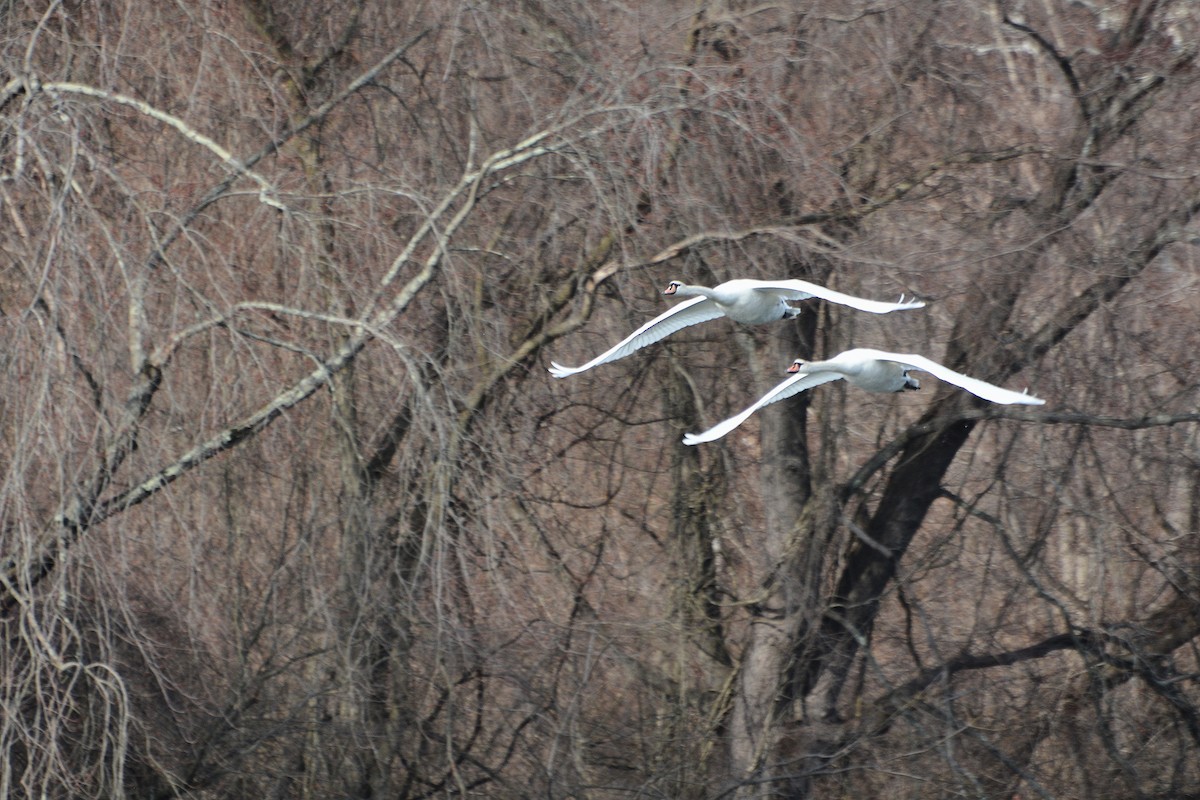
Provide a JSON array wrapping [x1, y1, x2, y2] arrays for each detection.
[[682, 372, 844, 445], [549, 296, 726, 378], [752, 280, 926, 314], [855, 349, 1046, 405]]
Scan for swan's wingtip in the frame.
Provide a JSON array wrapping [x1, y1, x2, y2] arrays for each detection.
[[1005, 388, 1046, 405], [547, 362, 575, 379], [681, 433, 702, 446]]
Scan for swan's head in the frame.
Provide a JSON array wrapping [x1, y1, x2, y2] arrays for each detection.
[[663, 280, 683, 296], [786, 359, 806, 374], [902, 371, 920, 391]]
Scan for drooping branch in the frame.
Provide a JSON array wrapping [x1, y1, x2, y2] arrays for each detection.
[[40, 81, 287, 209], [140, 27, 432, 272], [0, 127, 562, 615], [103, 132, 559, 521]]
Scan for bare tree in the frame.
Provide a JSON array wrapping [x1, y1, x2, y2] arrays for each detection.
[[652, 2, 1200, 796], [1, 1, 1199, 798]]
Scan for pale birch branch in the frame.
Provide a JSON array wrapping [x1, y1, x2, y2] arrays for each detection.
[[41, 81, 287, 210], [96, 131, 562, 523]]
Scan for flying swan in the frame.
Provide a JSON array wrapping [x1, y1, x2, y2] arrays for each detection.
[[682, 348, 1045, 445], [548, 279, 925, 378]]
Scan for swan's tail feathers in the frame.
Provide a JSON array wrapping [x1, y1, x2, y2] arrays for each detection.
[[548, 361, 585, 378]]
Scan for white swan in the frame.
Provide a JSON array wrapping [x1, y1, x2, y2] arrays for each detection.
[[548, 279, 925, 378], [682, 348, 1045, 445]]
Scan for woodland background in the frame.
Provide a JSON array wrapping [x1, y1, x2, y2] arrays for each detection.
[[2, 1, 1200, 798]]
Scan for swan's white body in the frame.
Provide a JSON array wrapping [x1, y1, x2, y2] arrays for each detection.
[[548, 280, 924, 378], [682, 348, 1044, 445]]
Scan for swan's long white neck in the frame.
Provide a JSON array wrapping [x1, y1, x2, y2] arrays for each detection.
[[792, 357, 857, 376], [790, 354, 913, 393], [668, 283, 715, 300]]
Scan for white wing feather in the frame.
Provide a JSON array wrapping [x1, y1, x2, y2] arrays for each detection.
[[751, 280, 926, 314], [851, 349, 1045, 405], [548, 296, 726, 378], [682, 372, 844, 445]]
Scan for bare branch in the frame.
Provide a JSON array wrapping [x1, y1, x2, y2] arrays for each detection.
[[41, 82, 286, 210], [841, 408, 1200, 502]]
